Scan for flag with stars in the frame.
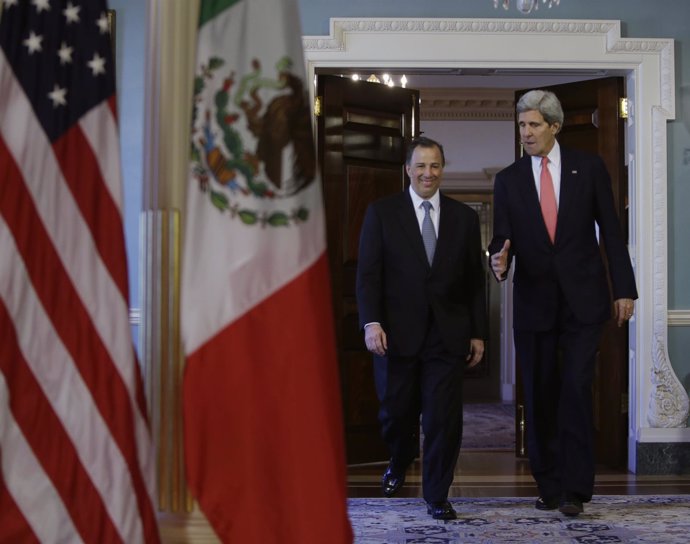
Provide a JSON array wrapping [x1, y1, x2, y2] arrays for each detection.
[[0, 1, 159, 542]]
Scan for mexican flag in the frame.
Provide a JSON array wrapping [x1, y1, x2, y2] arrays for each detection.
[[181, 0, 352, 542]]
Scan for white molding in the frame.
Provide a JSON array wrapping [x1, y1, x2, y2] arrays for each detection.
[[130, 306, 690, 328], [303, 18, 680, 470], [648, 334, 690, 427], [421, 87, 514, 121], [637, 427, 690, 443], [669, 310, 690, 326], [129, 307, 141, 326]]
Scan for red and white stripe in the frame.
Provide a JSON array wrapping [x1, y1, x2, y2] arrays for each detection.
[[0, 49, 158, 543]]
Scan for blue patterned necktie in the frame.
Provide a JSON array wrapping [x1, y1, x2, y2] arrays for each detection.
[[421, 201, 436, 265]]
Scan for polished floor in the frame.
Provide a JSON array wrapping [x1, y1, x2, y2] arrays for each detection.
[[347, 450, 690, 498]]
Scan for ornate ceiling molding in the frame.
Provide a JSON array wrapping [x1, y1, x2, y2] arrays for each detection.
[[303, 18, 619, 52], [420, 88, 514, 121]]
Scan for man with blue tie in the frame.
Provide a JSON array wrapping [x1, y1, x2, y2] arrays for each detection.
[[356, 136, 487, 520], [489, 90, 638, 517]]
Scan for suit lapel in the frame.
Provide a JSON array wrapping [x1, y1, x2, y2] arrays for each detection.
[[556, 148, 577, 242], [396, 191, 430, 268], [516, 156, 552, 244], [435, 194, 458, 268]]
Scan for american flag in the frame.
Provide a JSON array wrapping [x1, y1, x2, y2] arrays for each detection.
[[0, 1, 159, 542]]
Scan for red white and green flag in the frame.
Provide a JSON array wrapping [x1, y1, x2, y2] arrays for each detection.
[[181, 0, 352, 541]]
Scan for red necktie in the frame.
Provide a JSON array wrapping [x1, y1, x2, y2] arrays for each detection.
[[540, 156, 557, 243]]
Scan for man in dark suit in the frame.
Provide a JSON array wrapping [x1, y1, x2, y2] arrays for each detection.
[[489, 90, 637, 517], [356, 136, 487, 520]]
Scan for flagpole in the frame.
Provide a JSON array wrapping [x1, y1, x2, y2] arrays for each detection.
[[142, 0, 217, 540]]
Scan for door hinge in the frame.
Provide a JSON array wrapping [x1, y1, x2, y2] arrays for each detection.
[[314, 96, 322, 117], [619, 98, 629, 120]]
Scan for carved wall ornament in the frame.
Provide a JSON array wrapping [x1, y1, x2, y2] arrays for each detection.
[[648, 334, 690, 428]]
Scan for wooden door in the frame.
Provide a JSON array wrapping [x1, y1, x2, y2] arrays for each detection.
[[316, 74, 420, 464], [513, 77, 629, 468]]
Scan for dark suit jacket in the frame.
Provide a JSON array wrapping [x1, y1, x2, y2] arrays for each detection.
[[488, 147, 638, 331], [356, 190, 487, 357]]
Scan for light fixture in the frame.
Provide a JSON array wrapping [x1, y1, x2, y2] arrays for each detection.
[[493, 0, 560, 14], [350, 73, 408, 88]]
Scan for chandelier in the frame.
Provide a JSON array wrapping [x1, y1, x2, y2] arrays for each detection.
[[493, 0, 560, 14]]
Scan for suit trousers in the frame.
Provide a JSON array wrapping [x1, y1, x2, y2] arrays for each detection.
[[513, 296, 604, 502], [373, 318, 465, 503]]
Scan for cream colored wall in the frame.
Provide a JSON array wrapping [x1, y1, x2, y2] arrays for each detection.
[[423, 119, 514, 174]]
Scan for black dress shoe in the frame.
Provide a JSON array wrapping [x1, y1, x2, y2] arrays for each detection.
[[381, 465, 405, 497], [559, 494, 584, 516], [426, 501, 457, 520], [535, 496, 559, 511]]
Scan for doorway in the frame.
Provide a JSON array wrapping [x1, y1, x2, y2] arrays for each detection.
[[304, 17, 676, 472], [318, 70, 627, 467]]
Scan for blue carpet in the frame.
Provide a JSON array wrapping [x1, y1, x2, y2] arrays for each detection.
[[462, 402, 515, 450], [349, 495, 690, 543]]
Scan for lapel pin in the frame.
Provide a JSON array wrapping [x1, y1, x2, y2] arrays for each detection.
[[572, 170, 578, 174]]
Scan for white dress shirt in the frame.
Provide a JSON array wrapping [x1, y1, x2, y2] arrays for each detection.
[[409, 185, 440, 237]]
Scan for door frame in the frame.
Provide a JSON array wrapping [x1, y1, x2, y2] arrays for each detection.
[[303, 17, 689, 473]]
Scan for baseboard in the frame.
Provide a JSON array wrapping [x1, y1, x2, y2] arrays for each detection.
[[635, 442, 690, 474]]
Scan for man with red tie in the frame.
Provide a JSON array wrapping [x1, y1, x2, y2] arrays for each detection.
[[489, 90, 637, 517]]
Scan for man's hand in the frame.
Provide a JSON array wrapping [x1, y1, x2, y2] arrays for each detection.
[[466, 338, 485, 368], [364, 323, 387, 356], [490, 239, 511, 281], [614, 298, 635, 327]]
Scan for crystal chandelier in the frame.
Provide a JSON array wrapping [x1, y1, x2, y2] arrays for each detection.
[[494, 0, 560, 14]]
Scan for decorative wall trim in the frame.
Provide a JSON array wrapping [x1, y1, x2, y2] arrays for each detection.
[[637, 427, 690, 442], [648, 335, 690, 427], [669, 310, 690, 326], [304, 19, 622, 52], [420, 88, 514, 121], [129, 307, 141, 326], [129, 300, 689, 329]]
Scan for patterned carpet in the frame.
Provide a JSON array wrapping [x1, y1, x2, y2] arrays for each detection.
[[348, 495, 690, 543], [462, 402, 515, 450]]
